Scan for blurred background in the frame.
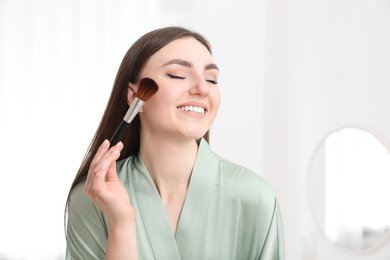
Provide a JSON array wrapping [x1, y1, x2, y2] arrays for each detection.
[[0, 0, 389, 259]]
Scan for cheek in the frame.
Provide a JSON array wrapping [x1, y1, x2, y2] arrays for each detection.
[[141, 90, 172, 113], [212, 89, 221, 110]]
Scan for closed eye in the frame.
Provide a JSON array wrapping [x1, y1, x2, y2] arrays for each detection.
[[206, 79, 218, 85], [167, 73, 185, 79]]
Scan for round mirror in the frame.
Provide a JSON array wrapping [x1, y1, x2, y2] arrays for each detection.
[[308, 127, 390, 252]]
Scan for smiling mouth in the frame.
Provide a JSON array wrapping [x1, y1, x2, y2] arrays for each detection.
[[177, 105, 205, 114]]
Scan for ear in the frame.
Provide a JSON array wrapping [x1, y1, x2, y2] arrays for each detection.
[[126, 82, 137, 106], [127, 82, 145, 112]]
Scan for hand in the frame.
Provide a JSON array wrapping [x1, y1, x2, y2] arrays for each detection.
[[84, 140, 135, 225]]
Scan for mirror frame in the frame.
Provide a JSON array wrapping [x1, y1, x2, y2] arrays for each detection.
[[307, 125, 390, 254]]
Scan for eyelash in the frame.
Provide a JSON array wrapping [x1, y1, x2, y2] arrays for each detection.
[[167, 74, 218, 85], [207, 79, 218, 85], [167, 73, 185, 80]]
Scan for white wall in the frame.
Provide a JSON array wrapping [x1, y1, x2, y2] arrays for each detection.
[[264, 0, 390, 259]]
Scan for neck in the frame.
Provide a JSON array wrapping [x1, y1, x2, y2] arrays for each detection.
[[139, 135, 199, 198]]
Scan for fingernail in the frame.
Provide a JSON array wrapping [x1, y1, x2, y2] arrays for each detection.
[[116, 141, 123, 148]]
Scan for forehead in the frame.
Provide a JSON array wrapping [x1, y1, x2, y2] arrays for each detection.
[[146, 37, 215, 68]]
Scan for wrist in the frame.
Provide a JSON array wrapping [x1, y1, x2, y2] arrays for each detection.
[[107, 217, 138, 260], [109, 214, 136, 230], [106, 202, 135, 226]]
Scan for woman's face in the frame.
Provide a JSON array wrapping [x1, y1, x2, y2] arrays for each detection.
[[132, 37, 220, 140]]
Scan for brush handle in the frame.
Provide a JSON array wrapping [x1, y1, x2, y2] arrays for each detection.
[[109, 120, 129, 147], [109, 99, 145, 147]]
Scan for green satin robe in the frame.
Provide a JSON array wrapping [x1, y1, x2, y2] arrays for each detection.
[[66, 139, 284, 260]]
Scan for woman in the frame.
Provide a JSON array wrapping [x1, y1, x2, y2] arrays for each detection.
[[65, 26, 284, 260]]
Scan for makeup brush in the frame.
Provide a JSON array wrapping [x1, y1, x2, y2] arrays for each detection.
[[109, 77, 159, 147]]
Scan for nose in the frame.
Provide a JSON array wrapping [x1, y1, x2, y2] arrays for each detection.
[[189, 76, 210, 96]]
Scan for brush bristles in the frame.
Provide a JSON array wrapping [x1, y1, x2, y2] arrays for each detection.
[[136, 78, 159, 102]]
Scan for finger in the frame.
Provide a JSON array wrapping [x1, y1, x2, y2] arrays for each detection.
[[85, 139, 110, 193], [106, 142, 124, 182], [85, 141, 123, 198], [89, 141, 110, 181], [93, 141, 123, 173], [90, 139, 110, 169], [90, 144, 123, 198]]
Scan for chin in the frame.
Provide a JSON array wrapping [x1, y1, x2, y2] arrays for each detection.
[[179, 124, 210, 140], [184, 130, 208, 140]]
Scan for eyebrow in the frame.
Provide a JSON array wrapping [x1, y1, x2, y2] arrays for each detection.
[[162, 59, 219, 71]]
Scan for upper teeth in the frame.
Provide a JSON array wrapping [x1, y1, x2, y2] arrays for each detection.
[[178, 106, 205, 114]]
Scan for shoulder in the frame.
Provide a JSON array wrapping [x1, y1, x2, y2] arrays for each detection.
[[115, 155, 137, 182], [201, 139, 277, 205], [68, 180, 90, 210], [217, 157, 277, 210], [68, 181, 105, 221], [218, 157, 274, 194]]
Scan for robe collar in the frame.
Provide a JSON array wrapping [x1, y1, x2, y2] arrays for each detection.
[[132, 138, 220, 260]]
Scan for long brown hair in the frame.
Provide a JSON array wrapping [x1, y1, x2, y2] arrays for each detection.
[[65, 27, 212, 212]]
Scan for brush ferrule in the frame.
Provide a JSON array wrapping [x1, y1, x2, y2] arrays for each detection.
[[123, 98, 145, 123]]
